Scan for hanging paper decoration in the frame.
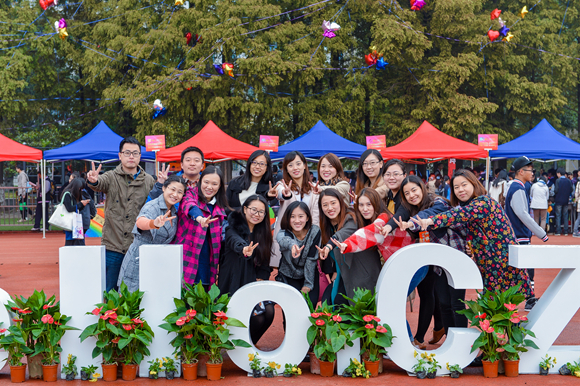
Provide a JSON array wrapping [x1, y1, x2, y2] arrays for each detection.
[[322, 20, 340, 39], [490, 8, 501, 20], [410, 0, 425, 11], [487, 30, 500, 42], [499, 25, 510, 37], [222, 63, 234, 77], [502, 32, 514, 42], [521, 6, 528, 18], [39, 0, 55, 10], [214, 64, 224, 75], [54, 19, 68, 40], [365, 46, 382, 66], [376, 57, 388, 70], [175, 0, 184, 5], [152, 99, 167, 119]]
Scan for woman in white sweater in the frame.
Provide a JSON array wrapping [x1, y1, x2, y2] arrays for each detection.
[[530, 176, 550, 232]]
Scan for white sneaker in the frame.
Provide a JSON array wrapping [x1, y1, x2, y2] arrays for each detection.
[[17, 219, 23, 223]]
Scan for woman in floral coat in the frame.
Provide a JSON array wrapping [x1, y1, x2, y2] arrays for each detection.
[[413, 169, 533, 298]]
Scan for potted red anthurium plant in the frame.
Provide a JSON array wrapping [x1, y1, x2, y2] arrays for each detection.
[[306, 300, 351, 377], [175, 283, 250, 381], [80, 283, 154, 381], [342, 289, 394, 378], [459, 283, 538, 378], [0, 321, 33, 383]]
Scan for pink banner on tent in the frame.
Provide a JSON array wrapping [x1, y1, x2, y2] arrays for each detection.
[[145, 135, 166, 152], [366, 135, 386, 150], [478, 134, 498, 150], [259, 135, 279, 152]]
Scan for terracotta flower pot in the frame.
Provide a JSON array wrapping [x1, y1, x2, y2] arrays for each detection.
[[363, 359, 380, 377], [122, 363, 138, 381], [102, 363, 118, 382], [482, 359, 499, 378], [27, 354, 43, 379], [10, 364, 26, 383], [197, 354, 209, 377], [206, 362, 222, 381], [182, 362, 198, 381], [503, 359, 519, 377], [308, 352, 320, 374], [42, 364, 58, 382], [319, 360, 335, 377]]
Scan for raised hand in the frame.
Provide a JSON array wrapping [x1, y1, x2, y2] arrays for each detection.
[[291, 244, 305, 259], [377, 223, 392, 237], [410, 215, 433, 231], [331, 238, 347, 254], [197, 215, 218, 228], [267, 181, 278, 198], [242, 241, 260, 257], [315, 245, 330, 260], [348, 191, 357, 204], [154, 210, 176, 228], [87, 161, 102, 183], [157, 163, 170, 184], [393, 216, 412, 231], [280, 179, 292, 197], [309, 181, 321, 194]]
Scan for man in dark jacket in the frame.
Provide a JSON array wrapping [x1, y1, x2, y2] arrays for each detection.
[[554, 167, 573, 235]]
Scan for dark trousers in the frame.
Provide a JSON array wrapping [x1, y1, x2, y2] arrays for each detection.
[[34, 202, 49, 229], [415, 267, 443, 343], [433, 272, 467, 333], [18, 194, 28, 220], [250, 303, 275, 344]]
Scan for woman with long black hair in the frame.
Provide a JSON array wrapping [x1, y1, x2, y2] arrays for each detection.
[[226, 150, 277, 212], [355, 149, 386, 198], [60, 178, 90, 246], [218, 195, 274, 344]]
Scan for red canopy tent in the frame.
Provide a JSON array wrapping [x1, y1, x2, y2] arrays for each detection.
[[380, 121, 488, 162], [157, 120, 258, 162], [0, 133, 42, 161]]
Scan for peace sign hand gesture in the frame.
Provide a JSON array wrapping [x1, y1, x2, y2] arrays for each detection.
[[157, 163, 170, 184], [196, 215, 218, 228], [267, 181, 278, 198], [291, 244, 305, 259], [87, 162, 102, 183], [331, 238, 347, 254], [348, 191, 357, 204], [242, 241, 260, 257], [154, 210, 176, 228], [410, 215, 433, 231], [280, 180, 292, 197], [315, 245, 330, 260], [309, 181, 321, 195], [392, 216, 412, 231]]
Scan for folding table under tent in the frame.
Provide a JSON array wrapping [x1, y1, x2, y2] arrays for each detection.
[[380, 121, 488, 162], [43, 120, 155, 163], [157, 120, 259, 162], [489, 119, 580, 160], [269, 120, 367, 161]]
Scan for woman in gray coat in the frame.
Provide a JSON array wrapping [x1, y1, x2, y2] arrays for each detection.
[[117, 175, 187, 292]]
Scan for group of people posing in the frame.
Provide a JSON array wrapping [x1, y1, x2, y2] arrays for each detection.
[[68, 137, 540, 348]]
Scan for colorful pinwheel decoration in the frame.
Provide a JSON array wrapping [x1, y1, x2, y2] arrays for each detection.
[[322, 20, 340, 39], [152, 99, 167, 119]]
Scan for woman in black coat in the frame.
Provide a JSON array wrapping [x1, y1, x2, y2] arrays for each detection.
[[218, 194, 274, 344], [226, 150, 277, 212], [61, 178, 90, 246]]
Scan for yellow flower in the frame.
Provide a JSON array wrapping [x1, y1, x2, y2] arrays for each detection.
[[276, 364, 281, 369], [150, 371, 157, 375], [248, 353, 255, 362], [575, 370, 580, 378], [554, 359, 557, 364], [446, 362, 450, 371], [414, 351, 418, 358], [67, 354, 72, 363], [268, 361, 278, 369], [353, 358, 360, 365], [92, 373, 100, 378], [297, 368, 302, 375], [365, 374, 369, 379], [89, 379, 97, 383]]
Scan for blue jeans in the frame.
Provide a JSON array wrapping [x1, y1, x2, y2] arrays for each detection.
[[555, 204, 569, 234], [106, 250, 126, 292], [407, 266, 429, 340]]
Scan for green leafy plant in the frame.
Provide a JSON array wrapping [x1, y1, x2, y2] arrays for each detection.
[[343, 358, 370, 378], [264, 360, 281, 374], [162, 356, 177, 372], [61, 354, 77, 376], [412, 351, 429, 373], [283, 363, 301, 377], [80, 364, 98, 379], [539, 354, 556, 370], [306, 300, 351, 362], [459, 284, 538, 362], [0, 321, 33, 366], [248, 352, 263, 371], [148, 358, 162, 378], [80, 282, 154, 365], [342, 288, 394, 361], [427, 353, 441, 374], [446, 362, 463, 374]]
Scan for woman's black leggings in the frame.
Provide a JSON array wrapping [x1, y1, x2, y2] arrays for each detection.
[[415, 266, 443, 343], [250, 303, 275, 344]]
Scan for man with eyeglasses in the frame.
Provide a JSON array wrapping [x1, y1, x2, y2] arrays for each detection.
[[505, 156, 548, 310], [87, 137, 155, 292]]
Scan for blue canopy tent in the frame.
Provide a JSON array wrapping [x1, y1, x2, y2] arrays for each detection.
[[490, 119, 580, 160], [44, 121, 155, 162], [269, 120, 367, 160]]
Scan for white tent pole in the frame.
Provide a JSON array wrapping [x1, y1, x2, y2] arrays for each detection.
[[42, 159, 46, 239], [485, 154, 490, 192]]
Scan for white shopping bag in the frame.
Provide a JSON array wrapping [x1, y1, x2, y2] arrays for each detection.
[[72, 211, 84, 239]]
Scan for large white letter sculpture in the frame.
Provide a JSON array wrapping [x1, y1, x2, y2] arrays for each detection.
[[59, 246, 106, 379], [510, 245, 580, 373], [376, 243, 483, 375], [139, 245, 183, 377], [226, 281, 310, 375], [0, 287, 11, 365]]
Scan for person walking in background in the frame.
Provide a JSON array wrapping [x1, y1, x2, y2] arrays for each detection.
[[60, 178, 90, 246], [87, 137, 155, 291], [531, 176, 550, 233], [488, 169, 508, 206], [31, 170, 52, 231], [573, 178, 580, 237], [16, 164, 29, 222], [554, 167, 573, 236]]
